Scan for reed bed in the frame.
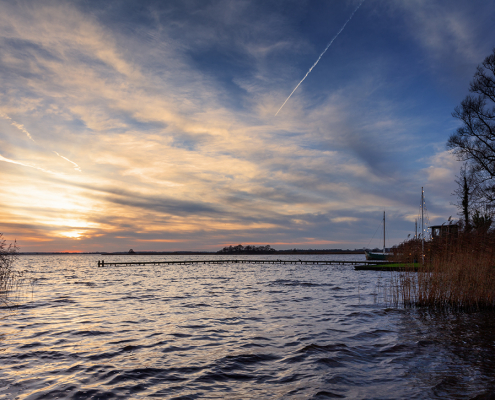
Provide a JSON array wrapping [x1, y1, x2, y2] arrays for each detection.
[[383, 231, 495, 311], [0, 234, 21, 305]]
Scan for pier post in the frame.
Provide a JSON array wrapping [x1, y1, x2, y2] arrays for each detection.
[[102, 260, 104, 268], [98, 260, 100, 268]]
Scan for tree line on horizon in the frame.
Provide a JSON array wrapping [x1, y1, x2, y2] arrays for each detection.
[[217, 244, 276, 254]]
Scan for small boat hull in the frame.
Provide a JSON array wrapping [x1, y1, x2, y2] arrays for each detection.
[[365, 250, 389, 261]]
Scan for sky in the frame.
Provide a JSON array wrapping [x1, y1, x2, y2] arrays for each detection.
[[1, 0, 494, 252]]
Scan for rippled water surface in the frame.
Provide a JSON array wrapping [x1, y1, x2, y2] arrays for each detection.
[[1, 254, 495, 399]]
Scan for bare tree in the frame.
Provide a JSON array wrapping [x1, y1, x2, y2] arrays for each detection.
[[448, 48, 495, 207]]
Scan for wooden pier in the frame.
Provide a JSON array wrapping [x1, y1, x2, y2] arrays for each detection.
[[97, 259, 389, 267]]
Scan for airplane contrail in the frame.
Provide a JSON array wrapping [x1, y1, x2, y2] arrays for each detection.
[[54, 151, 82, 172], [275, 0, 365, 116], [0, 154, 59, 175], [0, 113, 36, 141]]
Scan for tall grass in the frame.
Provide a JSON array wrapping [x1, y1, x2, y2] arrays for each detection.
[[0, 233, 21, 305], [384, 231, 495, 311]]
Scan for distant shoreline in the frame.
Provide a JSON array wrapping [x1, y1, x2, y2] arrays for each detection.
[[19, 250, 366, 256]]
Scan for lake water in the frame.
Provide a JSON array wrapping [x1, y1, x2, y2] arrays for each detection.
[[1, 254, 494, 399]]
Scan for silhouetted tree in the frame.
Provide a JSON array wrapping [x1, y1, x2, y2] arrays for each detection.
[[448, 48, 495, 208], [216, 244, 276, 254], [233, 244, 244, 253], [453, 166, 473, 230]]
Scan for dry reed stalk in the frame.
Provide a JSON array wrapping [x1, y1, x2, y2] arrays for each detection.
[[0, 234, 21, 306], [386, 231, 495, 310]]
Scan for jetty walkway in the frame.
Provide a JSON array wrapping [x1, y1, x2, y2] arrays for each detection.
[[97, 259, 388, 267]]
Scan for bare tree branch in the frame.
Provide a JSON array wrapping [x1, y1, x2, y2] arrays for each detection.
[[448, 48, 495, 207]]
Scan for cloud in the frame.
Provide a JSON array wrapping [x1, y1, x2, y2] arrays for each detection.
[[423, 149, 462, 197], [0, 0, 490, 251], [395, 0, 493, 64]]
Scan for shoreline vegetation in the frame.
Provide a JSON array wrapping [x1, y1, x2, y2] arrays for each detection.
[[355, 262, 419, 271], [383, 230, 495, 311], [0, 233, 21, 306], [381, 48, 495, 312]]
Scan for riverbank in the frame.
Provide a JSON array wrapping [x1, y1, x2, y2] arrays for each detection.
[[355, 262, 419, 271]]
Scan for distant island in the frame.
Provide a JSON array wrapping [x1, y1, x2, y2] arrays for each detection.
[[217, 244, 276, 254], [215, 244, 365, 254]]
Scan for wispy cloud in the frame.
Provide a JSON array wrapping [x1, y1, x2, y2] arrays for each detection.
[[394, 0, 491, 65], [0, 0, 492, 251]]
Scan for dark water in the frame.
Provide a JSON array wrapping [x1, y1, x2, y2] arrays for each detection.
[[1, 254, 495, 399]]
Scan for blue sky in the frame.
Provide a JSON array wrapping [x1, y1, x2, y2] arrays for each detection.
[[0, 0, 494, 252]]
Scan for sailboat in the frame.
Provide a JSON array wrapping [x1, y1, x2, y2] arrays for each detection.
[[365, 211, 390, 261]]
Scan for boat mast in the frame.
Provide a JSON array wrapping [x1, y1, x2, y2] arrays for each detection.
[[421, 187, 424, 263], [383, 211, 386, 254]]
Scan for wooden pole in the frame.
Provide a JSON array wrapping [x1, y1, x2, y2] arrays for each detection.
[[383, 211, 386, 254], [421, 187, 424, 264]]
